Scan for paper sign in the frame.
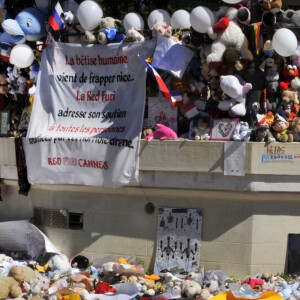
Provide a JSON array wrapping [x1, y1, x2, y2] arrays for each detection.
[[0, 220, 60, 259], [152, 36, 194, 79], [224, 141, 246, 176]]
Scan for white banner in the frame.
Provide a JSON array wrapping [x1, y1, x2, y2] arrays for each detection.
[[26, 40, 155, 187]]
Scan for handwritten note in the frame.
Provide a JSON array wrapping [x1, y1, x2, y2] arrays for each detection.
[[224, 141, 246, 176]]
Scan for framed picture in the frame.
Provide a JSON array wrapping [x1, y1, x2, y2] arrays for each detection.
[[210, 118, 239, 141], [0, 110, 10, 137], [189, 112, 211, 140]]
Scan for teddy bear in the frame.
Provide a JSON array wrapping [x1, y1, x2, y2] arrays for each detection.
[[123, 28, 145, 42], [218, 75, 252, 116], [222, 47, 244, 73], [272, 115, 293, 142], [263, 0, 282, 11], [202, 270, 227, 296], [290, 117, 300, 142], [291, 77, 300, 99], [0, 276, 22, 298], [281, 90, 299, 120], [9, 265, 37, 283], [206, 6, 253, 66], [97, 17, 124, 45], [232, 121, 252, 141], [181, 279, 202, 298], [197, 288, 214, 300], [255, 124, 276, 142], [0, 73, 9, 95], [181, 279, 202, 299]]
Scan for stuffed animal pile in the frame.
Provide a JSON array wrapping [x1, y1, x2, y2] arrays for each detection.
[[1, 252, 300, 300]]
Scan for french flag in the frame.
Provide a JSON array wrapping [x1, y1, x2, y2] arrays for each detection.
[[139, 56, 171, 102], [48, 2, 64, 31], [182, 102, 199, 119], [170, 91, 183, 107]]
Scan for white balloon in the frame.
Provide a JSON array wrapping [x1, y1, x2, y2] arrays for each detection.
[[10, 44, 34, 68], [123, 13, 144, 31], [35, 0, 50, 14], [222, 0, 242, 3], [272, 28, 298, 57], [190, 6, 215, 33], [171, 10, 191, 29], [147, 9, 170, 29], [77, 0, 103, 30]]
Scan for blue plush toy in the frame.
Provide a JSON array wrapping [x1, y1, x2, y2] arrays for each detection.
[[2, 7, 47, 44]]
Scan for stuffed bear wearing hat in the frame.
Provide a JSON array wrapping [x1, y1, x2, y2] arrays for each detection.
[[202, 270, 227, 295], [218, 75, 252, 116], [272, 114, 293, 142]]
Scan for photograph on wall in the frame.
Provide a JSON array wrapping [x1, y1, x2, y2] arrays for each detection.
[[148, 96, 177, 132], [154, 207, 202, 276]]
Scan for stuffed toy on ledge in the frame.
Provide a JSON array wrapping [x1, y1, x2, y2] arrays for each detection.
[[232, 121, 252, 141], [97, 17, 125, 44], [271, 114, 293, 142]]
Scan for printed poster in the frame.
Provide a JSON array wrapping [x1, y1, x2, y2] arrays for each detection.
[[154, 207, 202, 275], [26, 40, 154, 187]]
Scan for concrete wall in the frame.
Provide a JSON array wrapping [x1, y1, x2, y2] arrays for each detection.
[[1, 138, 300, 277], [1, 179, 300, 277]]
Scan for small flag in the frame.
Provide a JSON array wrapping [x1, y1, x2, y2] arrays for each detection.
[[48, 2, 64, 31], [182, 102, 199, 119], [139, 56, 171, 102], [170, 90, 183, 107]]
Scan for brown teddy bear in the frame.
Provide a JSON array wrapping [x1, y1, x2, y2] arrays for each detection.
[[272, 115, 293, 142], [290, 117, 300, 142], [9, 265, 37, 283], [263, 0, 282, 11], [0, 276, 22, 298], [222, 47, 244, 73], [282, 90, 299, 120]]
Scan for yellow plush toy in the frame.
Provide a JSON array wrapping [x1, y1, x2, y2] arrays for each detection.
[[0, 276, 22, 298], [9, 266, 37, 283]]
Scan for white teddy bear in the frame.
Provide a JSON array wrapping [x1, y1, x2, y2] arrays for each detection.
[[206, 7, 253, 65], [218, 75, 252, 116], [124, 28, 145, 42]]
